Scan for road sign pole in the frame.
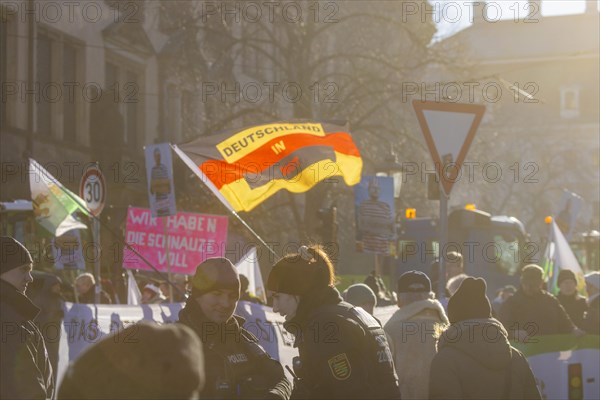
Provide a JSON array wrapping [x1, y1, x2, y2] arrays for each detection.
[[80, 162, 106, 305], [94, 216, 101, 304], [438, 188, 448, 300], [162, 217, 173, 302]]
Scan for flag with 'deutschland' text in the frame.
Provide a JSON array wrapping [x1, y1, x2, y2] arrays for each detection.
[[174, 121, 363, 212]]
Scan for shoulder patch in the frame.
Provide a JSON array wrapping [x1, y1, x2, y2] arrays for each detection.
[[328, 353, 352, 380]]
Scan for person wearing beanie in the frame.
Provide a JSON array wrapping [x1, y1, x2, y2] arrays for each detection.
[[429, 277, 541, 400], [343, 283, 377, 315], [583, 271, 600, 334], [267, 245, 400, 399], [58, 322, 205, 399], [74, 272, 112, 304], [384, 270, 448, 399], [1, 236, 54, 399], [178, 257, 291, 399], [499, 264, 583, 341], [142, 283, 167, 304], [556, 269, 587, 329]]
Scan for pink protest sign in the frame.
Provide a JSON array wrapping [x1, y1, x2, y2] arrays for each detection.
[[123, 207, 228, 275]]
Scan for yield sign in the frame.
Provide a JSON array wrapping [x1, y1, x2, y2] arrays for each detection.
[[412, 100, 485, 196]]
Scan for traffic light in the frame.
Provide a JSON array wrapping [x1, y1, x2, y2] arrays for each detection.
[[568, 363, 583, 400]]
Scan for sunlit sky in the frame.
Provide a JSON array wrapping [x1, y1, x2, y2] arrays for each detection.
[[434, 0, 600, 38]]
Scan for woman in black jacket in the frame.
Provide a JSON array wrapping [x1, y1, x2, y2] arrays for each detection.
[[267, 245, 400, 399]]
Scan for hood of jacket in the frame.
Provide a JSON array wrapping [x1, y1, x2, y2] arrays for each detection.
[[437, 318, 512, 370], [283, 285, 342, 332], [387, 298, 449, 325]]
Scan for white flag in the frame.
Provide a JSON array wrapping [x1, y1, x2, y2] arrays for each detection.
[[235, 248, 267, 303], [545, 221, 583, 294], [127, 270, 142, 305]]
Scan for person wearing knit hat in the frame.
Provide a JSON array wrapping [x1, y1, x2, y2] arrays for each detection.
[[343, 283, 377, 315], [267, 245, 400, 399], [430, 277, 541, 399], [556, 269, 587, 329], [58, 322, 205, 399], [499, 264, 583, 341], [384, 270, 448, 399], [1, 236, 54, 399], [142, 283, 167, 304], [178, 257, 291, 399], [583, 271, 600, 334]]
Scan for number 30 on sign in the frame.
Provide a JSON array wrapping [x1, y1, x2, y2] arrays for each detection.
[[79, 166, 106, 216]]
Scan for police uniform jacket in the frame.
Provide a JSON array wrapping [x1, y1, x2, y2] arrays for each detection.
[[179, 298, 291, 399], [284, 286, 400, 399], [0, 280, 54, 399]]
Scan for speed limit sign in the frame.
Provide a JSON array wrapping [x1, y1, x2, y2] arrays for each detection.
[[79, 166, 106, 216]]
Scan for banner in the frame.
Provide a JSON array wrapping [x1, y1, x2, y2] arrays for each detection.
[[54, 303, 599, 400], [174, 121, 363, 212], [29, 158, 89, 236], [354, 176, 396, 255], [56, 301, 297, 387], [512, 335, 600, 400], [145, 143, 177, 217], [122, 207, 228, 274]]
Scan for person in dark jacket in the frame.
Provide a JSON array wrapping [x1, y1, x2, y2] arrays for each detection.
[[178, 257, 291, 399], [429, 277, 541, 400], [556, 269, 587, 329], [267, 245, 400, 399], [28, 271, 65, 379], [584, 272, 600, 334], [1, 236, 54, 399], [499, 264, 583, 341], [58, 322, 205, 399]]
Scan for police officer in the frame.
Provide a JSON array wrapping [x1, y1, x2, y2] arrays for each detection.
[[178, 257, 291, 399], [267, 245, 400, 399]]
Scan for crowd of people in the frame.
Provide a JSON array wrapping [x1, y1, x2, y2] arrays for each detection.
[[2, 235, 599, 399]]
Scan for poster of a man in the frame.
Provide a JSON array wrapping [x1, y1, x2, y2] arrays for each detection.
[[145, 144, 177, 217], [355, 176, 395, 255]]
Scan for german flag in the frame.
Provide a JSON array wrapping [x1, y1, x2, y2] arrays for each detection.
[[173, 121, 363, 212]]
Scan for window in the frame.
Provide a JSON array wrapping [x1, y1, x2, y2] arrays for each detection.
[[36, 34, 52, 135], [560, 86, 580, 119], [1, 17, 6, 127], [63, 44, 77, 142], [35, 30, 82, 141], [104, 60, 143, 149]]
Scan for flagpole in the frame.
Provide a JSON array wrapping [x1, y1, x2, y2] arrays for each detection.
[[171, 144, 278, 260]]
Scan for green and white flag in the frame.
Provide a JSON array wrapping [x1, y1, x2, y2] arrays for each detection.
[[29, 158, 89, 236], [542, 220, 583, 294]]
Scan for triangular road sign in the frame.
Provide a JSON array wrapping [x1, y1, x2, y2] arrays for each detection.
[[412, 101, 485, 196]]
